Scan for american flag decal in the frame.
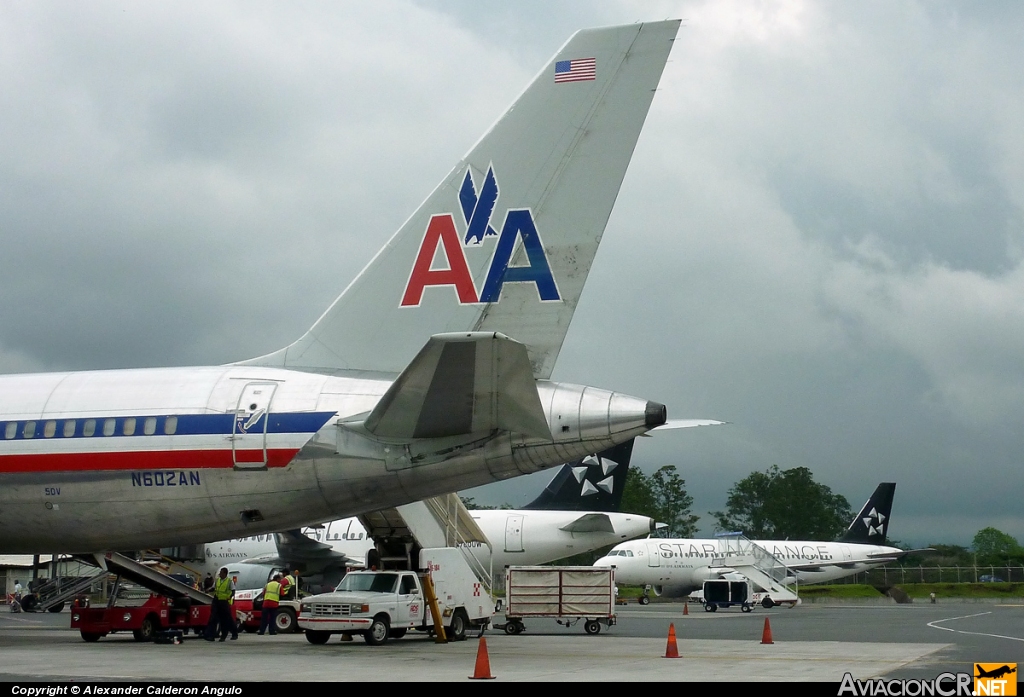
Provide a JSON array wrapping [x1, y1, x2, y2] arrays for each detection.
[[554, 58, 596, 83]]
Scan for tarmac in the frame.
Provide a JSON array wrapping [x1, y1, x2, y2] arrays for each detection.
[[1, 601, 1021, 682]]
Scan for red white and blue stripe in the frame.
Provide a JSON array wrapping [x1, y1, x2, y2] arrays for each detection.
[[0, 411, 336, 473]]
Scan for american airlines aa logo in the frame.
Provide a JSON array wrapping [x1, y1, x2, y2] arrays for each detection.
[[401, 165, 560, 307]]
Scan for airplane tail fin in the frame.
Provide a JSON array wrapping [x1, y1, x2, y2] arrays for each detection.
[[838, 483, 896, 544], [523, 439, 635, 511], [239, 21, 679, 379]]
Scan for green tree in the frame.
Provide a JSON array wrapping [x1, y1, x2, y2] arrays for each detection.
[[972, 527, 1023, 565], [711, 465, 852, 540], [459, 497, 511, 510], [620, 465, 699, 538]]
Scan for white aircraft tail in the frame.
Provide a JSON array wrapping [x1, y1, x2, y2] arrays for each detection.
[[241, 21, 679, 378]]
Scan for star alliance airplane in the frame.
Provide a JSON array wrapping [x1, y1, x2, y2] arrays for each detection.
[[596, 483, 907, 603], [0, 21, 701, 555]]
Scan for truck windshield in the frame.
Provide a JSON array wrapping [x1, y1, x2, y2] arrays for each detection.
[[337, 573, 398, 594]]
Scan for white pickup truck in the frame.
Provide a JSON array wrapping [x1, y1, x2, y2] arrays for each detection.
[[298, 548, 491, 646]]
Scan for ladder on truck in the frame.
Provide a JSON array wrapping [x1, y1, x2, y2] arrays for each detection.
[[359, 493, 494, 598], [94, 552, 213, 606], [709, 534, 799, 606], [25, 568, 108, 613]]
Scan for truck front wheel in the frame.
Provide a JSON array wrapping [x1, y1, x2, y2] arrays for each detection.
[[364, 616, 390, 646], [276, 608, 297, 633], [305, 630, 331, 645]]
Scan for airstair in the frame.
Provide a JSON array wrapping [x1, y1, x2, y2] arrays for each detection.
[[359, 494, 494, 597], [23, 552, 212, 612], [709, 534, 799, 605], [23, 570, 108, 613]]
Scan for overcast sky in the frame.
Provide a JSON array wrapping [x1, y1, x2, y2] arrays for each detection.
[[2, 1, 1022, 546]]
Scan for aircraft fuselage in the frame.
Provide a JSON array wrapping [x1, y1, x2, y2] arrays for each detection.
[[0, 365, 657, 553], [596, 538, 903, 594]]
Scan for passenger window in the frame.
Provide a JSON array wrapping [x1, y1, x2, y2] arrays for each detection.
[[63, 420, 76, 437], [164, 416, 177, 435], [144, 417, 157, 435], [44, 420, 56, 438], [123, 418, 136, 436], [103, 419, 116, 436], [23, 421, 36, 439], [400, 576, 418, 595], [83, 419, 96, 437], [4, 422, 15, 439]]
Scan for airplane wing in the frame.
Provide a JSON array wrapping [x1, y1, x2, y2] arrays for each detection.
[[871, 548, 933, 558], [559, 513, 615, 534]]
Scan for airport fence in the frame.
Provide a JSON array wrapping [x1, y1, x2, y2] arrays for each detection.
[[837, 566, 1024, 585]]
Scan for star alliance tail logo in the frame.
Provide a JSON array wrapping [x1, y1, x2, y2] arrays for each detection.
[[401, 164, 561, 307], [574, 453, 619, 497], [862, 506, 886, 538]]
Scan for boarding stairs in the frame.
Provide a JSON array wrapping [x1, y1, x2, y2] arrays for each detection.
[[708, 534, 799, 604], [359, 493, 494, 597], [25, 570, 108, 613]]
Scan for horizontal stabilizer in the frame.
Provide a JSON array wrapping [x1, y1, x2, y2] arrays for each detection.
[[654, 419, 727, 430], [641, 419, 726, 436], [559, 513, 615, 534], [364, 332, 550, 440], [274, 530, 353, 564]]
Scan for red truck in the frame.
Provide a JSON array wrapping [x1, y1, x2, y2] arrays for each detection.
[[71, 593, 214, 642], [232, 588, 301, 634]]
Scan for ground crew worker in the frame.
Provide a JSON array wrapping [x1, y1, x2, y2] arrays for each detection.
[[11, 580, 23, 613], [281, 570, 297, 600], [205, 567, 238, 642], [258, 574, 282, 635]]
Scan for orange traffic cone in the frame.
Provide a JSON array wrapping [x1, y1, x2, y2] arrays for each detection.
[[683, 602, 689, 615], [760, 617, 774, 645], [469, 636, 496, 679], [664, 622, 680, 658]]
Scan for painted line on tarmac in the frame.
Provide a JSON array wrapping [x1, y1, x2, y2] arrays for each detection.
[[927, 611, 1024, 643], [0, 614, 44, 624]]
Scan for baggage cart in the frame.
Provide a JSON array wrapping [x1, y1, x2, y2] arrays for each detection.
[[499, 566, 615, 635], [702, 579, 753, 612]]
